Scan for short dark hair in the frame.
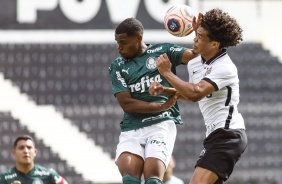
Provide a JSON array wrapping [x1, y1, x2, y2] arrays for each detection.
[[115, 17, 144, 36], [14, 135, 35, 148], [201, 8, 243, 49]]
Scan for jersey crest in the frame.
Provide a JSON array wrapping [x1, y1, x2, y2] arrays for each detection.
[[204, 66, 212, 77], [146, 57, 157, 70], [32, 178, 43, 184]]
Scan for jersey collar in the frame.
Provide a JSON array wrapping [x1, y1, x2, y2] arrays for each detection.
[[14, 165, 36, 175], [202, 49, 227, 65], [122, 44, 152, 62]]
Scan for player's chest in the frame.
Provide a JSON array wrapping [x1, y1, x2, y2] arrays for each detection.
[[122, 56, 159, 80], [190, 64, 212, 83], [11, 175, 51, 184]]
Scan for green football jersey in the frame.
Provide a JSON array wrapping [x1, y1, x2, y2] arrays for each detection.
[[109, 43, 186, 131], [0, 165, 62, 184]]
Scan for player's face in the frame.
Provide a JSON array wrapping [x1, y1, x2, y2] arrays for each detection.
[[13, 139, 37, 166], [193, 26, 220, 60], [115, 33, 141, 59]]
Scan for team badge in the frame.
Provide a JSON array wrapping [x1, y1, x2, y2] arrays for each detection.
[[146, 57, 157, 70], [204, 66, 212, 76], [32, 178, 43, 184]]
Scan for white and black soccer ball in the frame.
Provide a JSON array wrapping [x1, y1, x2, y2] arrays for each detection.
[[164, 4, 195, 37]]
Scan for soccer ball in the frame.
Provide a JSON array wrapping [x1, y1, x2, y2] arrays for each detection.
[[164, 4, 195, 37]]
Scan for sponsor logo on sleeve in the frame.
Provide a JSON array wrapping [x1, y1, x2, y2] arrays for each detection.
[[116, 71, 127, 87]]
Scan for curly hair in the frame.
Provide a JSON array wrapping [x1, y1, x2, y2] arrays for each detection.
[[115, 17, 144, 37], [201, 8, 243, 49]]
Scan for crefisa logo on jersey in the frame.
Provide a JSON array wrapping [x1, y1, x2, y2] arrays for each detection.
[[32, 178, 43, 184], [146, 57, 157, 70]]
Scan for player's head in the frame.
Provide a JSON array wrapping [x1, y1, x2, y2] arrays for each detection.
[[193, 9, 243, 57], [13, 135, 37, 166], [201, 8, 243, 49], [115, 17, 144, 59]]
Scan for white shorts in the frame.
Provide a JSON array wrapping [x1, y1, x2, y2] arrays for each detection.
[[115, 120, 177, 167]]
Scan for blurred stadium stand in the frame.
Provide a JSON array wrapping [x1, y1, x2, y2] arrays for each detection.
[[1, 0, 282, 184], [0, 43, 281, 184], [0, 111, 93, 184]]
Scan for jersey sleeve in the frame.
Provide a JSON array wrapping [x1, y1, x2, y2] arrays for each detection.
[[203, 64, 238, 91], [109, 58, 129, 95], [165, 43, 187, 67]]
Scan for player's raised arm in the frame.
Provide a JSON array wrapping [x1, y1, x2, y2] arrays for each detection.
[[115, 91, 178, 113], [156, 53, 215, 102], [149, 81, 193, 101]]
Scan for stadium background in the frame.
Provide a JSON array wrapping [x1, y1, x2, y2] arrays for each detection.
[[0, 0, 282, 183]]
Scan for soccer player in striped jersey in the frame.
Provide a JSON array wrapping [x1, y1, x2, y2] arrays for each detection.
[[109, 16, 202, 184], [0, 135, 68, 184], [149, 9, 248, 184]]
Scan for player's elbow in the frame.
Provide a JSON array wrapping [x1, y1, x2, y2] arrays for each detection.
[[182, 85, 204, 102], [122, 106, 133, 113], [119, 103, 134, 113], [189, 95, 203, 102]]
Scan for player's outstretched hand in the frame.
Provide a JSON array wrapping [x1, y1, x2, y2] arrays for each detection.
[[192, 12, 203, 32], [160, 93, 180, 111], [149, 82, 164, 96]]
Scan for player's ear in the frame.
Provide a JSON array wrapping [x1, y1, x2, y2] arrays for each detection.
[[212, 41, 220, 48], [136, 34, 142, 42], [12, 149, 15, 157], [34, 148, 37, 157]]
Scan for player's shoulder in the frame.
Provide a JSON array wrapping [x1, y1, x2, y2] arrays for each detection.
[[0, 167, 16, 176], [188, 55, 202, 67], [214, 54, 237, 74], [0, 167, 17, 183], [33, 164, 58, 175], [109, 56, 125, 71], [111, 56, 124, 65], [150, 42, 184, 50]]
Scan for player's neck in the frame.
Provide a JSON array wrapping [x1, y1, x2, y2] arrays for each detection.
[[137, 42, 147, 56], [202, 48, 222, 61], [16, 163, 35, 174]]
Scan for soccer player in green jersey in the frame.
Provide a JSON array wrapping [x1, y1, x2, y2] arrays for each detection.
[[109, 16, 202, 184], [0, 135, 68, 184]]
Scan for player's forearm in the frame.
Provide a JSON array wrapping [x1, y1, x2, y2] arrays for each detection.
[[162, 87, 191, 101], [162, 87, 177, 96], [120, 99, 166, 114], [162, 72, 201, 102]]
